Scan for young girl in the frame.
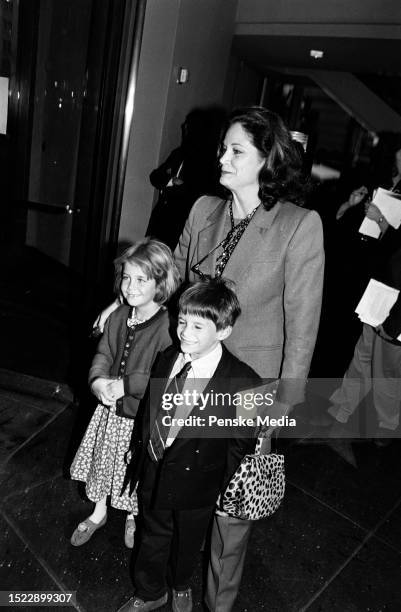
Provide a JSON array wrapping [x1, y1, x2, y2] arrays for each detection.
[[70, 238, 179, 548]]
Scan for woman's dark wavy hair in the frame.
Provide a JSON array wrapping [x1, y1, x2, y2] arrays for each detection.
[[219, 106, 308, 210]]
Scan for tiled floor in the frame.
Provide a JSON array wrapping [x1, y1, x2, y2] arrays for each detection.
[[1, 371, 401, 612]]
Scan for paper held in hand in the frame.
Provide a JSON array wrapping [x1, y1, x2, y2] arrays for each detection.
[[358, 187, 401, 238], [355, 279, 401, 340]]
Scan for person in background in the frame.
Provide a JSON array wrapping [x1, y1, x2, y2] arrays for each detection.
[[328, 236, 401, 442], [70, 239, 179, 549], [146, 107, 226, 250], [312, 142, 401, 377]]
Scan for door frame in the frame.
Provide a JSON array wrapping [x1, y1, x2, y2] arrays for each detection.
[[70, 0, 147, 315]]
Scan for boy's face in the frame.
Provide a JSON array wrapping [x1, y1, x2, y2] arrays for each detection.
[[177, 313, 231, 360]]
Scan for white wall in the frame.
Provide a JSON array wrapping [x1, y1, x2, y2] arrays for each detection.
[[159, 0, 238, 160], [118, 0, 179, 244], [118, 0, 238, 244]]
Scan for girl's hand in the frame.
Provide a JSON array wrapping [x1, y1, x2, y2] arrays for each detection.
[[92, 299, 121, 333], [107, 379, 125, 401], [91, 377, 116, 406]]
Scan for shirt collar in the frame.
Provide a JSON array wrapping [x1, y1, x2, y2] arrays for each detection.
[[182, 343, 222, 378]]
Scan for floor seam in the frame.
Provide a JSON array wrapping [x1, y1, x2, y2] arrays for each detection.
[[0, 392, 66, 414], [299, 494, 401, 610], [370, 531, 401, 557], [1, 507, 87, 612], [1, 471, 64, 503], [287, 480, 370, 533], [0, 407, 69, 467]]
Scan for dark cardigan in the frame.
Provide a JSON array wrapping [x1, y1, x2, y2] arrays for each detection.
[[89, 305, 174, 418]]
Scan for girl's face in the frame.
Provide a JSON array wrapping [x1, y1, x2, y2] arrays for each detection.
[[121, 261, 157, 309], [219, 122, 265, 193]]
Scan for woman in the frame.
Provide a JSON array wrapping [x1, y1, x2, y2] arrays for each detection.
[[174, 106, 324, 612], [175, 107, 324, 400]]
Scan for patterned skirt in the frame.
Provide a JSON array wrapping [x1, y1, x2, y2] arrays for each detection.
[[70, 403, 138, 514]]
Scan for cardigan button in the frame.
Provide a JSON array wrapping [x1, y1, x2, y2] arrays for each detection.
[[185, 467, 190, 471]]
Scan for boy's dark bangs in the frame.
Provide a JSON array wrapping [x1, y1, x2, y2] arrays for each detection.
[[179, 303, 218, 325]]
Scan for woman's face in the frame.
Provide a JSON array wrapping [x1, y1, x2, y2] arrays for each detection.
[[219, 123, 265, 193]]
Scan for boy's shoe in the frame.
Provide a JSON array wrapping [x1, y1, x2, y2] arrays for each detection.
[[124, 516, 136, 549], [116, 594, 168, 612], [172, 588, 192, 612], [70, 514, 107, 546]]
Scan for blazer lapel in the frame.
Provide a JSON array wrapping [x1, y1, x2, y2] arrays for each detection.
[[195, 199, 229, 277]]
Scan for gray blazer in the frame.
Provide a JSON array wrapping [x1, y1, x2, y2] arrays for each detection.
[[175, 196, 324, 403]]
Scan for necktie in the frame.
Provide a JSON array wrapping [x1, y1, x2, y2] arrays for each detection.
[[148, 360, 192, 462]]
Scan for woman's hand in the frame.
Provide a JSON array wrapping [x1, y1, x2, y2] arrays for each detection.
[[336, 186, 368, 220], [92, 299, 121, 333], [107, 378, 125, 401], [349, 185, 368, 207], [365, 203, 382, 222], [91, 377, 116, 405], [365, 204, 388, 232]]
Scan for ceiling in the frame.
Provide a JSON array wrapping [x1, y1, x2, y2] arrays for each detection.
[[233, 35, 401, 76]]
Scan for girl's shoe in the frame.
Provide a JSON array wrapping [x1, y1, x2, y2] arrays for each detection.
[[70, 514, 107, 546], [124, 516, 136, 549]]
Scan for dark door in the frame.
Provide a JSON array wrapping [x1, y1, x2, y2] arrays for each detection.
[[0, 0, 141, 383]]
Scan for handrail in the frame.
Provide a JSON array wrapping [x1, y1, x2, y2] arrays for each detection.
[[21, 201, 80, 214]]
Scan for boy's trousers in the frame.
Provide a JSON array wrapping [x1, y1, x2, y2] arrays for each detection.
[[205, 514, 252, 612], [134, 504, 214, 602]]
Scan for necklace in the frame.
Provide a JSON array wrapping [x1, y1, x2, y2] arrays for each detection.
[[214, 201, 260, 277], [127, 307, 158, 328], [229, 200, 259, 229]]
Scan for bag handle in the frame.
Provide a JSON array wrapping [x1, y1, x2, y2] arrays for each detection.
[[255, 428, 281, 456]]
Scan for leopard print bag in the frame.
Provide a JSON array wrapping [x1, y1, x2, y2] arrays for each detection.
[[221, 438, 285, 520]]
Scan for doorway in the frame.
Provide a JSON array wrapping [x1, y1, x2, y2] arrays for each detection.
[[0, 0, 142, 383]]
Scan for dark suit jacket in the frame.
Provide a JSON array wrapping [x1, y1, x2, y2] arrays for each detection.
[[130, 344, 262, 510]]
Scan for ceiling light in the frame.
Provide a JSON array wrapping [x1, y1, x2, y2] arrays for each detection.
[[310, 49, 324, 59]]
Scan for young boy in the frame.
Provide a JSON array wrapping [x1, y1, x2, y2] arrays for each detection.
[[118, 278, 260, 612]]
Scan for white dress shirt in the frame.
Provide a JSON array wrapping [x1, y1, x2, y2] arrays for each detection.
[[165, 343, 222, 446]]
